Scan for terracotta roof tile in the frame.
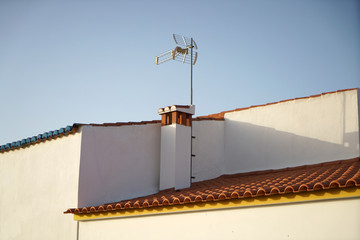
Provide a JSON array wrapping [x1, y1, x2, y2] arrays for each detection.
[[65, 157, 360, 214]]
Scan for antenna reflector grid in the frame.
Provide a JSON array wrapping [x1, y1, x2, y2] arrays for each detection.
[[173, 34, 197, 49]]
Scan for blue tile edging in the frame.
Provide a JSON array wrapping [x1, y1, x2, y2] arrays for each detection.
[[0, 124, 80, 153]]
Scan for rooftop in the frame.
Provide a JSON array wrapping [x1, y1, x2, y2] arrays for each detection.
[[2, 88, 357, 153]]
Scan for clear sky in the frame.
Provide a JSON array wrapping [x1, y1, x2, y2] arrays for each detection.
[[0, 0, 359, 145]]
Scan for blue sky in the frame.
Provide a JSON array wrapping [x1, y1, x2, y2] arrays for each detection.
[[0, 0, 359, 145]]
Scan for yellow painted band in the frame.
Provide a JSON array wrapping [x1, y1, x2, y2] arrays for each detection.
[[74, 187, 360, 221]]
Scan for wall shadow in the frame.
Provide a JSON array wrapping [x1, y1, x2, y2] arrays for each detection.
[[224, 120, 359, 174]]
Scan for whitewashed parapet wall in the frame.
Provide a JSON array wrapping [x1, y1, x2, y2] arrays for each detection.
[[78, 123, 161, 208], [192, 120, 225, 182], [0, 133, 81, 240], [224, 89, 360, 174]]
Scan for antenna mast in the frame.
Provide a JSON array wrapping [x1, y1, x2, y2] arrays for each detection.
[[191, 37, 193, 105]]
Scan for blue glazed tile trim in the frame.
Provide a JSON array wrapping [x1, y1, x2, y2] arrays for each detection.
[[0, 124, 79, 153]]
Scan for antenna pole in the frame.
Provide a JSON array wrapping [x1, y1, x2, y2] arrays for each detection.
[[190, 37, 193, 105], [190, 38, 194, 184]]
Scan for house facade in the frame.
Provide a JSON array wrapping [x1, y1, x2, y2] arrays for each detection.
[[1, 88, 359, 239]]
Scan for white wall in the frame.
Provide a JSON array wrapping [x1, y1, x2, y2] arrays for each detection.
[[224, 89, 360, 173], [192, 120, 225, 182], [0, 133, 81, 240], [78, 198, 360, 240], [78, 123, 161, 207]]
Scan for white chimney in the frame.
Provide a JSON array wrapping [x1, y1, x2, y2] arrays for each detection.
[[158, 105, 195, 190]]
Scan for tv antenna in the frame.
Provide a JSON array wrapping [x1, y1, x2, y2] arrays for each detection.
[[155, 34, 198, 105]]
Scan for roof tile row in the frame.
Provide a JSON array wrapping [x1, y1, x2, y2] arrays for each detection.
[[0, 124, 79, 153], [65, 157, 360, 214]]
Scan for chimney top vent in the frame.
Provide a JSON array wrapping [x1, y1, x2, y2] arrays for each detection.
[[158, 105, 195, 127]]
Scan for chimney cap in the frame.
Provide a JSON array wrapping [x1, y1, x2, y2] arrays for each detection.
[[158, 105, 195, 115]]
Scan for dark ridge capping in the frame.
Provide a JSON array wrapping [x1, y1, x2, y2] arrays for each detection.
[[0, 124, 80, 153], [172, 105, 190, 108], [193, 117, 225, 121], [86, 120, 161, 127]]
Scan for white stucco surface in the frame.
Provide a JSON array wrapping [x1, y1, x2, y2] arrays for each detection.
[[0, 133, 81, 240], [224, 89, 360, 173], [160, 125, 176, 190], [160, 124, 191, 190], [174, 125, 191, 190], [78, 124, 161, 207], [78, 198, 360, 240], [192, 120, 225, 182]]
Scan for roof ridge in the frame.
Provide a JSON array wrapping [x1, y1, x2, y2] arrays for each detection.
[[197, 88, 359, 119], [0, 120, 162, 153], [0, 124, 79, 153], [193, 117, 225, 121], [86, 120, 161, 127]]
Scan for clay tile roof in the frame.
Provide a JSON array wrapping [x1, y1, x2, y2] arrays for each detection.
[[64, 157, 360, 214]]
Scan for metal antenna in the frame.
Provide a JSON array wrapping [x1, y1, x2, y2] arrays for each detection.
[[155, 34, 198, 184], [155, 34, 198, 105]]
